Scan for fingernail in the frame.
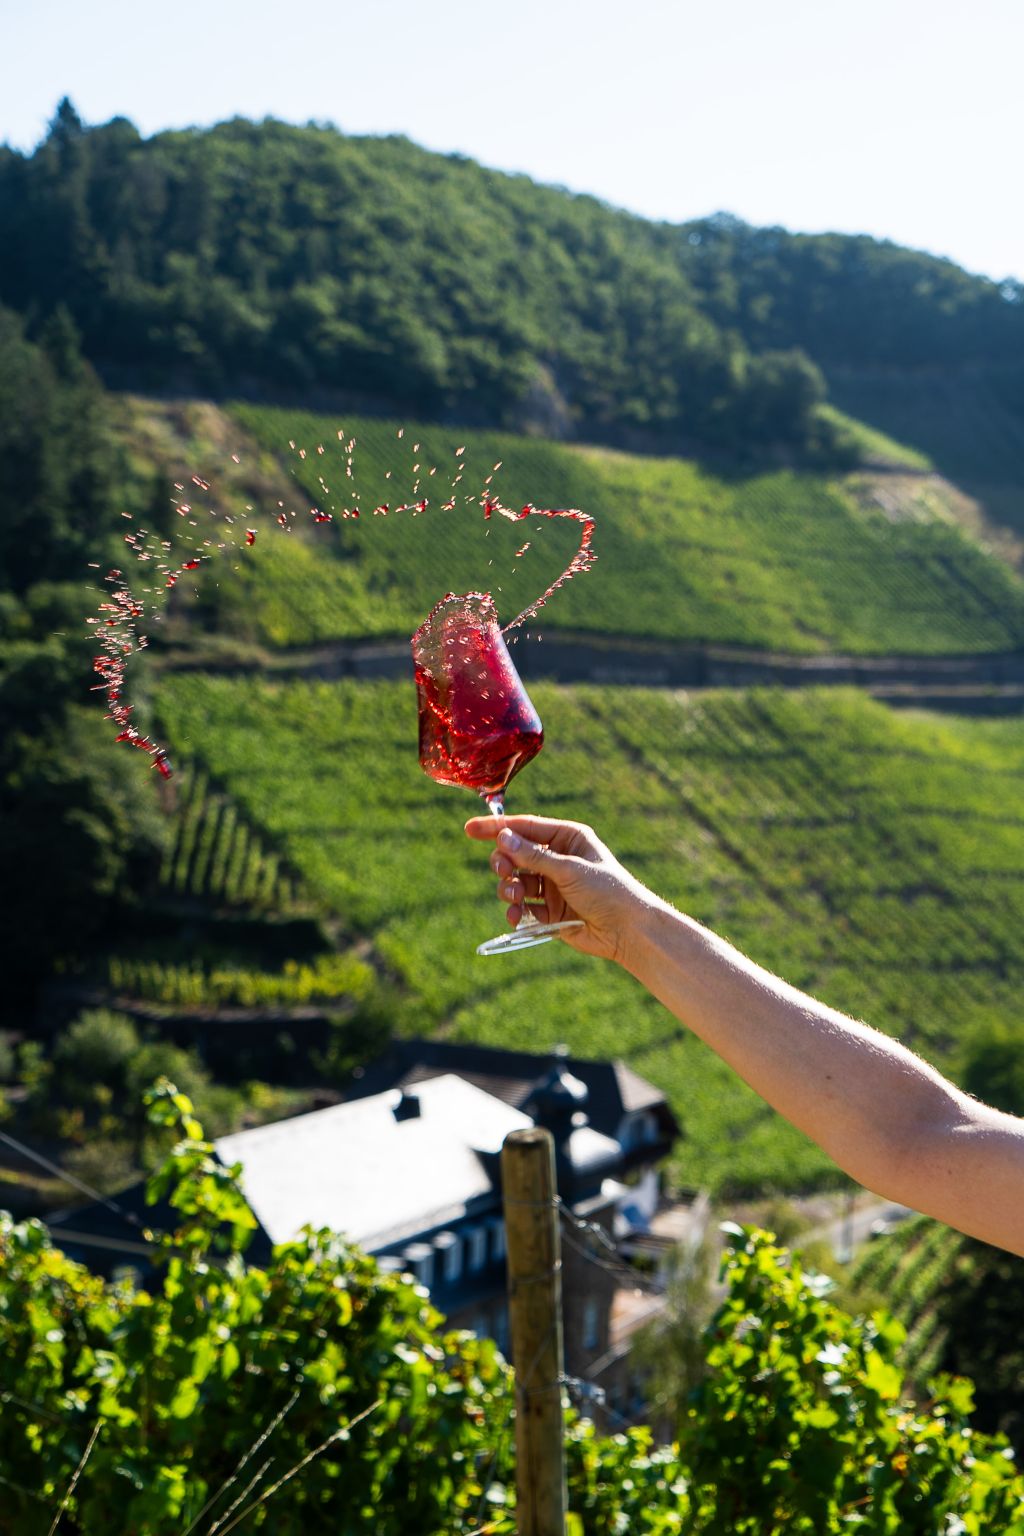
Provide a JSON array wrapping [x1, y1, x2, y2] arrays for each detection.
[[498, 829, 521, 853], [502, 882, 516, 901]]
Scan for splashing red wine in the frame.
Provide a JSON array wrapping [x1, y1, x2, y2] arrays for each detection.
[[412, 591, 544, 801], [89, 428, 595, 779]]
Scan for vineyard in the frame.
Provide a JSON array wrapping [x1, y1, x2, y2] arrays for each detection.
[[850, 1217, 968, 1386], [88, 765, 380, 1017], [159, 764, 300, 911], [155, 676, 1024, 1193], [129, 398, 1024, 658], [103, 951, 375, 1011]]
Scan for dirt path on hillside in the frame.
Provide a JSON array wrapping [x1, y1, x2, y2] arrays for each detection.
[[156, 630, 1024, 715], [130, 395, 1024, 715]]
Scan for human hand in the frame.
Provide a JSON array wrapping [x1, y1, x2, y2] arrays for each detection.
[[463, 814, 656, 965]]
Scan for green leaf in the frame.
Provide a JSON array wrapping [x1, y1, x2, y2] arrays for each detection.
[[168, 1378, 201, 1419], [862, 1349, 902, 1402]]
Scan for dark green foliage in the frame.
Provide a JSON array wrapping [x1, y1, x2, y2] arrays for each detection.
[[677, 213, 1024, 370], [0, 703, 167, 1005], [0, 108, 831, 456], [52, 1009, 141, 1098], [0, 307, 169, 1010], [0, 303, 117, 594], [3, 1090, 1022, 1534]]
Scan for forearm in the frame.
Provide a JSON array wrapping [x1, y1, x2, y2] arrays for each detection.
[[472, 813, 1024, 1253], [622, 900, 971, 1205]]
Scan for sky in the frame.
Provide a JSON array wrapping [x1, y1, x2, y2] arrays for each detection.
[[3, 0, 1022, 284]]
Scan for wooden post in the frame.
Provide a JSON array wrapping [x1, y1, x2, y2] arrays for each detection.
[[502, 1126, 567, 1536]]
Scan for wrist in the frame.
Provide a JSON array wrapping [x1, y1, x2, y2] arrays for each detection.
[[618, 886, 691, 978]]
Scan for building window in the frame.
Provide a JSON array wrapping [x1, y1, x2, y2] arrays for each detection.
[[436, 1232, 462, 1284], [582, 1298, 600, 1352], [490, 1218, 507, 1260], [467, 1226, 488, 1272], [621, 1110, 660, 1150], [403, 1242, 434, 1289]]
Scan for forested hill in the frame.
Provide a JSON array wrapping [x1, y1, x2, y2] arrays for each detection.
[[2, 99, 1020, 462], [677, 214, 1024, 372], [0, 102, 825, 455]]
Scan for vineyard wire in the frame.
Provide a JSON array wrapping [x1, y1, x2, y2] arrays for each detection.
[[181, 1386, 301, 1536], [208, 1395, 384, 1536], [46, 1418, 102, 1536], [557, 1203, 665, 1300]]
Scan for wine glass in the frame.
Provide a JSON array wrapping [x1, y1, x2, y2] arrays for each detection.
[[412, 590, 584, 955]]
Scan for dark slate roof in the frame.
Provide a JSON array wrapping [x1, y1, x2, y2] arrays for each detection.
[[47, 1074, 622, 1270], [345, 1039, 679, 1141], [46, 1048, 677, 1277], [216, 1074, 534, 1251]]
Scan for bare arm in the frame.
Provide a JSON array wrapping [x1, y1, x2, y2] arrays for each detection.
[[465, 814, 1024, 1257]]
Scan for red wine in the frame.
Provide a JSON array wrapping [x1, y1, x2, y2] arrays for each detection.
[[413, 592, 543, 801]]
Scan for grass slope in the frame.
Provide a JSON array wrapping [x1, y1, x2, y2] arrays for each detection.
[[828, 367, 1024, 554], [156, 677, 1024, 1194], [158, 402, 1024, 657]]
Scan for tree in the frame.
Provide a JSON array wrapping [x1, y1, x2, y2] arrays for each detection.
[[0, 110, 851, 456]]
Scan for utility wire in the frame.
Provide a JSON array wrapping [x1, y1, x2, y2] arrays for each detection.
[[0, 1127, 164, 1242]]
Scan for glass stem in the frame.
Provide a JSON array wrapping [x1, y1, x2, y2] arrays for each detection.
[[481, 791, 540, 931]]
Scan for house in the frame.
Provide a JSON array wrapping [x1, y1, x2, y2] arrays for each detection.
[[46, 1044, 683, 1421]]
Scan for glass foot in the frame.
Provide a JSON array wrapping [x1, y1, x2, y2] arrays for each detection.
[[476, 918, 584, 956]]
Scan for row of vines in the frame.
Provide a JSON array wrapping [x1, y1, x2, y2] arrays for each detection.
[[189, 403, 1024, 655], [159, 765, 300, 911], [156, 675, 1024, 1192], [850, 1216, 969, 1386]]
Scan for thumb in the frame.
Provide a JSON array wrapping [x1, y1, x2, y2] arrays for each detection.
[[496, 827, 565, 876]]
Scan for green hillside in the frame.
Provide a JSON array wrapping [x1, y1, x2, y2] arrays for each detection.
[[138, 400, 1024, 657], [828, 367, 1024, 548], [155, 677, 1024, 1195], [678, 214, 1024, 371]]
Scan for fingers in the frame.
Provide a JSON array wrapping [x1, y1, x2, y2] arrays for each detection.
[[464, 813, 592, 851], [497, 872, 544, 905], [499, 888, 549, 929], [492, 826, 566, 878]]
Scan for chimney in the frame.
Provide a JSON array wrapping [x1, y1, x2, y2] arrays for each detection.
[[393, 1089, 421, 1121]]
